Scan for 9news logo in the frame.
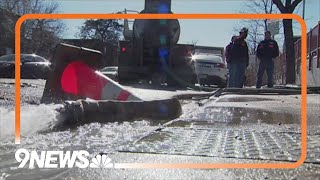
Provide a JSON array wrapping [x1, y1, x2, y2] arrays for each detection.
[[15, 149, 114, 169]]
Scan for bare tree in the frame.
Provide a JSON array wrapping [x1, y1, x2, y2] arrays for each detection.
[[0, 0, 21, 12], [235, 0, 278, 54], [0, 0, 64, 58], [272, 0, 303, 84], [233, 0, 279, 86]]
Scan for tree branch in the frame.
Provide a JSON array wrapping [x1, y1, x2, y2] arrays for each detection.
[[290, 0, 303, 12], [272, 0, 286, 13]]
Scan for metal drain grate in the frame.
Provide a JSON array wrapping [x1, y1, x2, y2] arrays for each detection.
[[119, 128, 320, 163]]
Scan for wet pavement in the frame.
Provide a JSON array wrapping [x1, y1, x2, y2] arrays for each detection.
[[0, 78, 320, 179], [0, 79, 44, 109]]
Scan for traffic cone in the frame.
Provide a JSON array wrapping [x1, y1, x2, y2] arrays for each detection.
[[41, 43, 140, 103], [41, 43, 182, 128], [60, 61, 141, 101]]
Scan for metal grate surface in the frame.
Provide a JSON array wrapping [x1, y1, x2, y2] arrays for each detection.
[[119, 128, 320, 163]]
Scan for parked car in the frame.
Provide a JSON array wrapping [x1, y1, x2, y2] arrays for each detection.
[[0, 54, 51, 79], [192, 53, 228, 87], [99, 66, 118, 81]]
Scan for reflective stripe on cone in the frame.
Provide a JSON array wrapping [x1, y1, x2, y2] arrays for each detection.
[[61, 61, 141, 101], [100, 80, 138, 101]]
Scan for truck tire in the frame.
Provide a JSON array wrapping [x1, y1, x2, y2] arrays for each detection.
[[167, 77, 179, 87], [118, 72, 133, 85], [151, 72, 166, 85], [217, 82, 227, 88]]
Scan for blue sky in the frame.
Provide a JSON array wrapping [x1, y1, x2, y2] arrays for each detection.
[[56, 0, 319, 47]]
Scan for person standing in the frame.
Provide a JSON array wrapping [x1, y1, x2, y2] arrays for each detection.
[[225, 35, 237, 64], [228, 28, 249, 88], [225, 35, 236, 85], [256, 31, 279, 88]]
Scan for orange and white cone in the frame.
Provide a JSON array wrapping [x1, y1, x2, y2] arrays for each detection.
[[41, 43, 141, 103], [60, 61, 141, 101]]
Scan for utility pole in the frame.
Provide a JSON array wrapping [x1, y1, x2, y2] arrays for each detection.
[[302, 0, 306, 19]]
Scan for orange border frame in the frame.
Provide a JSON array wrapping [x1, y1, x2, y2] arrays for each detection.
[[15, 14, 307, 169]]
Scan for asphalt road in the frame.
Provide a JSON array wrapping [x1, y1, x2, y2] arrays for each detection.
[[0, 78, 45, 109]]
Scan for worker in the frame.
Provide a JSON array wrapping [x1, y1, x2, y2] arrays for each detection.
[[228, 27, 249, 88], [256, 31, 279, 89], [225, 35, 237, 64], [225, 35, 236, 86]]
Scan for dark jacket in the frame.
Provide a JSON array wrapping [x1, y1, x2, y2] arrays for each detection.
[[229, 36, 249, 65], [225, 42, 233, 63], [256, 39, 279, 61]]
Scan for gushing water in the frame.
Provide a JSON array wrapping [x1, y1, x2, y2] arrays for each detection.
[[0, 104, 157, 179], [0, 104, 62, 142]]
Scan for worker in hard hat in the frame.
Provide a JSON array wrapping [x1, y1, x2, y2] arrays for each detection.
[[227, 28, 249, 88]]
